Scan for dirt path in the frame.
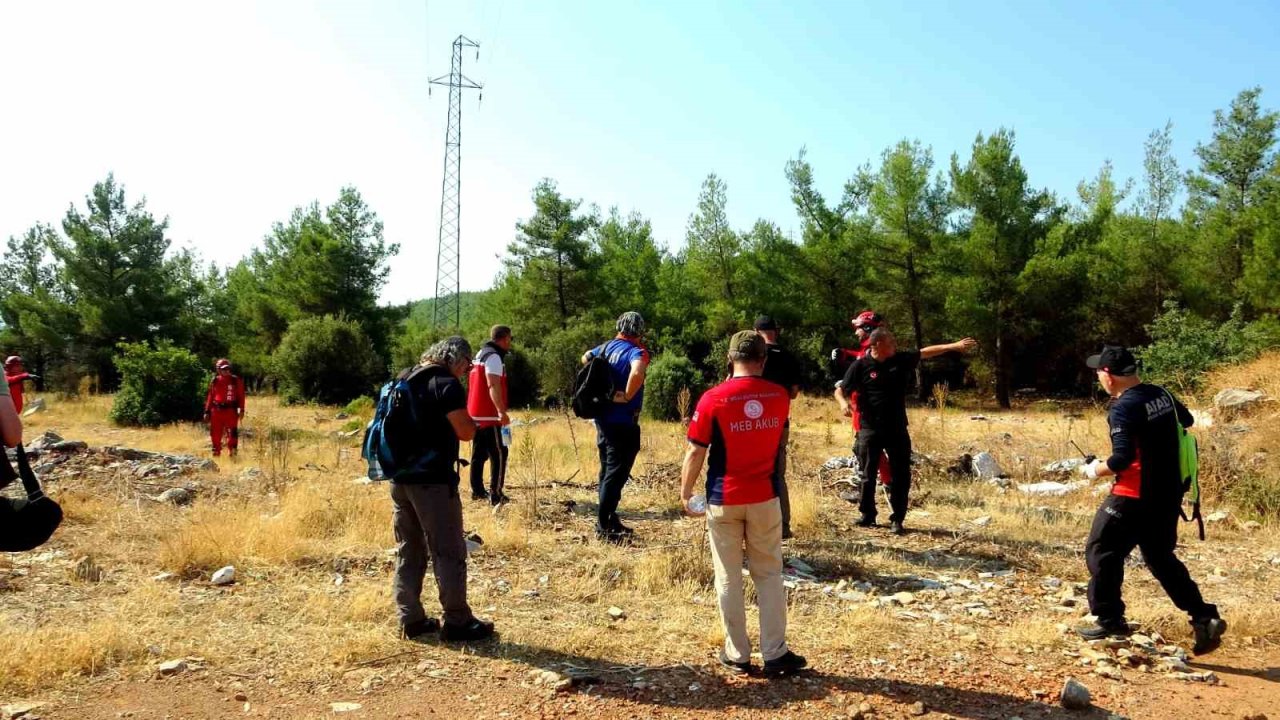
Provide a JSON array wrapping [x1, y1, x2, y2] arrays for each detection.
[[24, 647, 1277, 719]]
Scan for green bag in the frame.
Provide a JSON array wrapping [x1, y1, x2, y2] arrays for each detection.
[[1166, 389, 1203, 540]]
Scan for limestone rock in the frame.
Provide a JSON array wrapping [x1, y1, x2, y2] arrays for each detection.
[[1059, 678, 1091, 710]]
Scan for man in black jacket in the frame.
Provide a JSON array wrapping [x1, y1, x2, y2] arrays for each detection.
[[1076, 345, 1225, 654], [391, 336, 495, 643]]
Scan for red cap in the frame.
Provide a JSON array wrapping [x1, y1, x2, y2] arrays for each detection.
[[851, 311, 883, 330], [4, 355, 22, 367], [215, 358, 231, 369]]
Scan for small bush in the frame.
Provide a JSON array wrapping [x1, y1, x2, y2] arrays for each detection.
[[645, 354, 706, 421], [1228, 473, 1280, 521], [272, 315, 383, 405], [528, 319, 614, 399], [109, 341, 205, 427], [343, 396, 375, 417], [1138, 302, 1280, 391]]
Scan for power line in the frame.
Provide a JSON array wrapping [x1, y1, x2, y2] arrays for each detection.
[[428, 35, 482, 331]]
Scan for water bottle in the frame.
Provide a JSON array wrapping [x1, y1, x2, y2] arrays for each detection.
[[501, 426, 513, 447], [687, 493, 707, 516]]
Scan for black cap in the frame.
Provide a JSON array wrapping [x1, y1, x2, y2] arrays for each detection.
[[753, 315, 779, 331], [1086, 345, 1138, 376]]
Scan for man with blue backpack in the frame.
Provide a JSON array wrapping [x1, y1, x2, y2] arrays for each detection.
[[580, 311, 650, 544], [364, 336, 495, 642], [1076, 345, 1224, 655]]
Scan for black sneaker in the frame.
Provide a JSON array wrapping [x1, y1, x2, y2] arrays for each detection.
[[889, 520, 905, 535], [1191, 617, 1227, 655], [490, 492, 512, 507], [609, 515, 635, 536], [401, 617, 440, 639], [471, 491, 490, 502], [763, 651, 807, 679], [781, 527, 794, 540], [717, 650, 752, 675], [440, 618, 495, 643], [856, 516, 877, 528], [1076, 618, 1132, 641], [596, 527, 632, 546]]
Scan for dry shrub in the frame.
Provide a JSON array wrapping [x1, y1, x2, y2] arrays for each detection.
[[630, 539, 712, 594]]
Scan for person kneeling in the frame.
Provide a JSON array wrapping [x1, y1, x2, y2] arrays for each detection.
[[679, 330, 807, 678]]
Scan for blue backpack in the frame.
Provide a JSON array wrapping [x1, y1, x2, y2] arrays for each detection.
[[361, 366, 437, 480]]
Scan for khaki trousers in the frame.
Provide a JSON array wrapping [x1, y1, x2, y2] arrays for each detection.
[[707, 498, 789, 663]]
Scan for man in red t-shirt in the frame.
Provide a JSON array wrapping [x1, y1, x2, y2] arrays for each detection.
[[680, 330, 807, 679], [204, 358, 246, 457]]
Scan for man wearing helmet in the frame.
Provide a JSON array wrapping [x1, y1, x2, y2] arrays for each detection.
[[204, 358, 246, 457], [4, 356, 39, 414], [582, 311, 650, 543]]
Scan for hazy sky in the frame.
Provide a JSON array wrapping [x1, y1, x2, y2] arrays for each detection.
[[2, 1, 1278, 304]]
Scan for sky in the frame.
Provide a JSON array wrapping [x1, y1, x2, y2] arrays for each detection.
[[2, 1, 1278, 305]]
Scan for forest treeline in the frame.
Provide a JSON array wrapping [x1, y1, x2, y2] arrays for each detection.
[[3, 87, 1279, 411]]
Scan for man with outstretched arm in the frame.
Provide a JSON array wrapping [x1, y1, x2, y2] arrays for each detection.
[[680, 330, 807, 678], [4, 356, 40, 415], [1075, 345, 1225, 654], [834, 329, 978, 534]]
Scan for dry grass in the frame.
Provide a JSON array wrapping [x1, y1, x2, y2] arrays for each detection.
[[3, 385, 1278, 699]]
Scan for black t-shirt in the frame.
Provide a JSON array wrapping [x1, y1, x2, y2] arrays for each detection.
[[1105, 383, 1194, 505], [840, 349, 921, 433], [762, 343, 801, 393], [396, 364, 468, 485]]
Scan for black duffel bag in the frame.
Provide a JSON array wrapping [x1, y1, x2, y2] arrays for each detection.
[[0, 444, 62, 552]]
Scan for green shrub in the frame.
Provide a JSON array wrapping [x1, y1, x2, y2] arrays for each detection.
[[528, 319, 614, 399], [272, 315, 383, 405], [109, 341, 206, 427], [1138, 302, 1280, 391], [502, 348, 541, 409], [1228, 473, 1280, 522], [343, 396, 376, 417], [645, 354, 706, 421]]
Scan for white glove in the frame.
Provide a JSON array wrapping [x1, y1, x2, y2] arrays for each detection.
[[1080, 460, 1101, 480]]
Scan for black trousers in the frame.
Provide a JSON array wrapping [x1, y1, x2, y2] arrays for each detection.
[[596, 422, 641, 530], [854, 429, 912, 523], [1085, 494, 1216, 622], [469, 425, 508, 499]]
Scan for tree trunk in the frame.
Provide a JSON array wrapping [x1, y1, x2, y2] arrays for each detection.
[[995, 309, 1011, 409]]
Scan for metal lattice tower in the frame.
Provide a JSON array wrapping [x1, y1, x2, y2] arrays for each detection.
[[429, 35, 482, 331]]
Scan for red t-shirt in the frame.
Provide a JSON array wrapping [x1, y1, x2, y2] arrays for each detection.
[[687, 376, 790, 506]]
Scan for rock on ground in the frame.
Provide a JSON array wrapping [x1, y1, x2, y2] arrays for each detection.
[[1213, 388, 1267, 415], [1060, 677, 1092, 710]]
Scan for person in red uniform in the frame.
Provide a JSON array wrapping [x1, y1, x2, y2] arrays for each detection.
[[204, 358, 246, 457], [4, 356, 39, 415], [680, 330, 807, 679], [830, 313, 891, 487]]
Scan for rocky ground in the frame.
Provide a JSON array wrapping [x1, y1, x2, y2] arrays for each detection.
[[1, 392, 1278, 719]]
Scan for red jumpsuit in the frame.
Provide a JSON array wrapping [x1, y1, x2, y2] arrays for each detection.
[[5, 373, 33, 414], [205, 374, 246, 455]]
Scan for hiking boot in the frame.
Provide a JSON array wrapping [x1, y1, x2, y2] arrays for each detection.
[[1191, 617, 1227, 655], [440, 618, 495, 643], [490, 492, 512, 507], [611, 518, 635, 536], [889, 520, 906, 535], [763, 651, 808, 679], [856, 516, 877, 528], [401, 617, 440, 639], [471, 490, 490, 502], [596, 527, 632, 546], [1076, 618, 1132, 641], [781, 527, 794, 540], [717, 650, 752, 675]]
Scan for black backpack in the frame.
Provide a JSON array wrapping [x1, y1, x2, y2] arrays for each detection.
[[572, 353, 615, 420], [0, 445, 62, 552]]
